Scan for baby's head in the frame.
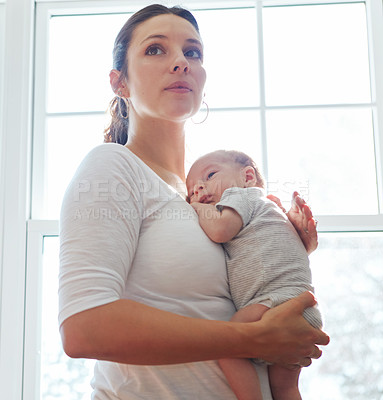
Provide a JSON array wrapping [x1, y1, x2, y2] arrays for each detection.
[[186, 150, 265, 204]]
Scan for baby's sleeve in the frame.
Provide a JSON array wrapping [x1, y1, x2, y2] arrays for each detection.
[[216, 187, 261, 227], [58, 145, 143, 326]]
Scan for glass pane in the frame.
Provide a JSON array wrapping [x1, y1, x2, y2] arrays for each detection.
[[266, 107, 378, 215], [43, 114, 106, 219], [48, 13, 130, 113], [300, 232, 383, 400], [41, 236, 95, 400], [185, 109, 262, 170], [194, 8, 259, 108], [263, 3, 371, 105]]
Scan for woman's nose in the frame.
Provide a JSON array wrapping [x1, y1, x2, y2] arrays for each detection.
[[173, 65, 189, 73], [171, 53, 190, 73]]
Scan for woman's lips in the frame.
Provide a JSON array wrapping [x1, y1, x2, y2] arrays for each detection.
[[165, 81, 192, 93]]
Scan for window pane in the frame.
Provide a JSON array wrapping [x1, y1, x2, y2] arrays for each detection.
[[48, 14, 130, 113], [263, 3, 371, 105], [266, 107, 378, 215], [43, 114, 106, 219], [194, 8, 259, 108], [41, 236, 95, 400], [300, 232, 383, 400], [185, 109, 262, 170]]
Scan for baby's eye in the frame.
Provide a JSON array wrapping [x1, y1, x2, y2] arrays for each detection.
[[184, 48, 203, 60], [207, 171, 216, 180], [145, 45, 165, 56]]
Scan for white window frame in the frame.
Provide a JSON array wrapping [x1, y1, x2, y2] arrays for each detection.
[[1, 0, 383, 399], [0, 2, 5, 258], [23, 220, 59, 400], [0, 0, 34, 399], [0, 1, 5, 391]]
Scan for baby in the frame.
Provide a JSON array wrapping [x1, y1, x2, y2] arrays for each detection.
[[186, 150, 322, 400]]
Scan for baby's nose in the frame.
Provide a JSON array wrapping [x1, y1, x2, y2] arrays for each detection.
[[194, 182, 206, 200]]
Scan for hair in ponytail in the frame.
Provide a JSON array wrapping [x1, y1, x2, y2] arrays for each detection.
[[104, 4, 200, 145], [104, 96, 129, 144]]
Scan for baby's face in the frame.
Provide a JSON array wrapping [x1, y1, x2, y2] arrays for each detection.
[[186, 154, 244, 204]]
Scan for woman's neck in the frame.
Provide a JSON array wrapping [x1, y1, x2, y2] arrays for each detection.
[[125, 117, 186, 184]]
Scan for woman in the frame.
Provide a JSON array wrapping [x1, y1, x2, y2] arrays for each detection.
[[59, 5, 329, 399]]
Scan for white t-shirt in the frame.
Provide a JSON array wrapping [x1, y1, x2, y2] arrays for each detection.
[[59, 144, 271, 399]]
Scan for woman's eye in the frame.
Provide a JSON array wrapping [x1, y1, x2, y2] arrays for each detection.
[[184, 48, 203, 60], [145, 45, 164, 56], [207, 171, 216, 180]]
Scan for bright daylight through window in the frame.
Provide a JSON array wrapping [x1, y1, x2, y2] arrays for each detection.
[[24, 1, 383, 399]]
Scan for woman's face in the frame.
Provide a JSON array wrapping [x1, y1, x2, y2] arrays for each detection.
[[124, 14, 207, 123]]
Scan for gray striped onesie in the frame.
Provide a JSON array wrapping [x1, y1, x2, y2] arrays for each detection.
[[216, 187, 322, 329]]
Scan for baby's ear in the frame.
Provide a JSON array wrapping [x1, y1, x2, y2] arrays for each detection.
[[242, 166, 257, 187]]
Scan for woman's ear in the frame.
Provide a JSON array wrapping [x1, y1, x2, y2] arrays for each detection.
[[241, 166, 257, 187], [109, 69, 130, 97]]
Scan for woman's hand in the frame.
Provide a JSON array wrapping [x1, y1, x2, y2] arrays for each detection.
[[267, 191, 318, 254], [250, 292, 329, 369]]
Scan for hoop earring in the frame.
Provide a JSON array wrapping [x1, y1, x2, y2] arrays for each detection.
[[117, 90, 129, 119], [192, 100, 209, 124]]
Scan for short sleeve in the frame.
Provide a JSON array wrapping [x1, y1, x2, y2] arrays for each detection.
[[58, 144, 144, 326], [216, 187, 266, 227]]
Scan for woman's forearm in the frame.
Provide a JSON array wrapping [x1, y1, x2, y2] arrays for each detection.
[[60, 299, 246, 365], [60, 293, 329, 366]]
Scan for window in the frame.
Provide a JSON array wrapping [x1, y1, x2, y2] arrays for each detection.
[[0, 6, 5, 377], [262, 3, 378, 215], [24, 227, 95, 400], [32, 1, 383, 220], [300, 232, 383, 399], [20, 0, 383, 399], [1, 0, 34, 397]]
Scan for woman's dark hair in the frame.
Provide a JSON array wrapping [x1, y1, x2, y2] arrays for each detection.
[[104, 4, 200, 145]]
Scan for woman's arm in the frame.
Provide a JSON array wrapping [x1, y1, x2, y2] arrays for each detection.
[[60, 292, 329, 367], [267, 191, 318, 254]]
